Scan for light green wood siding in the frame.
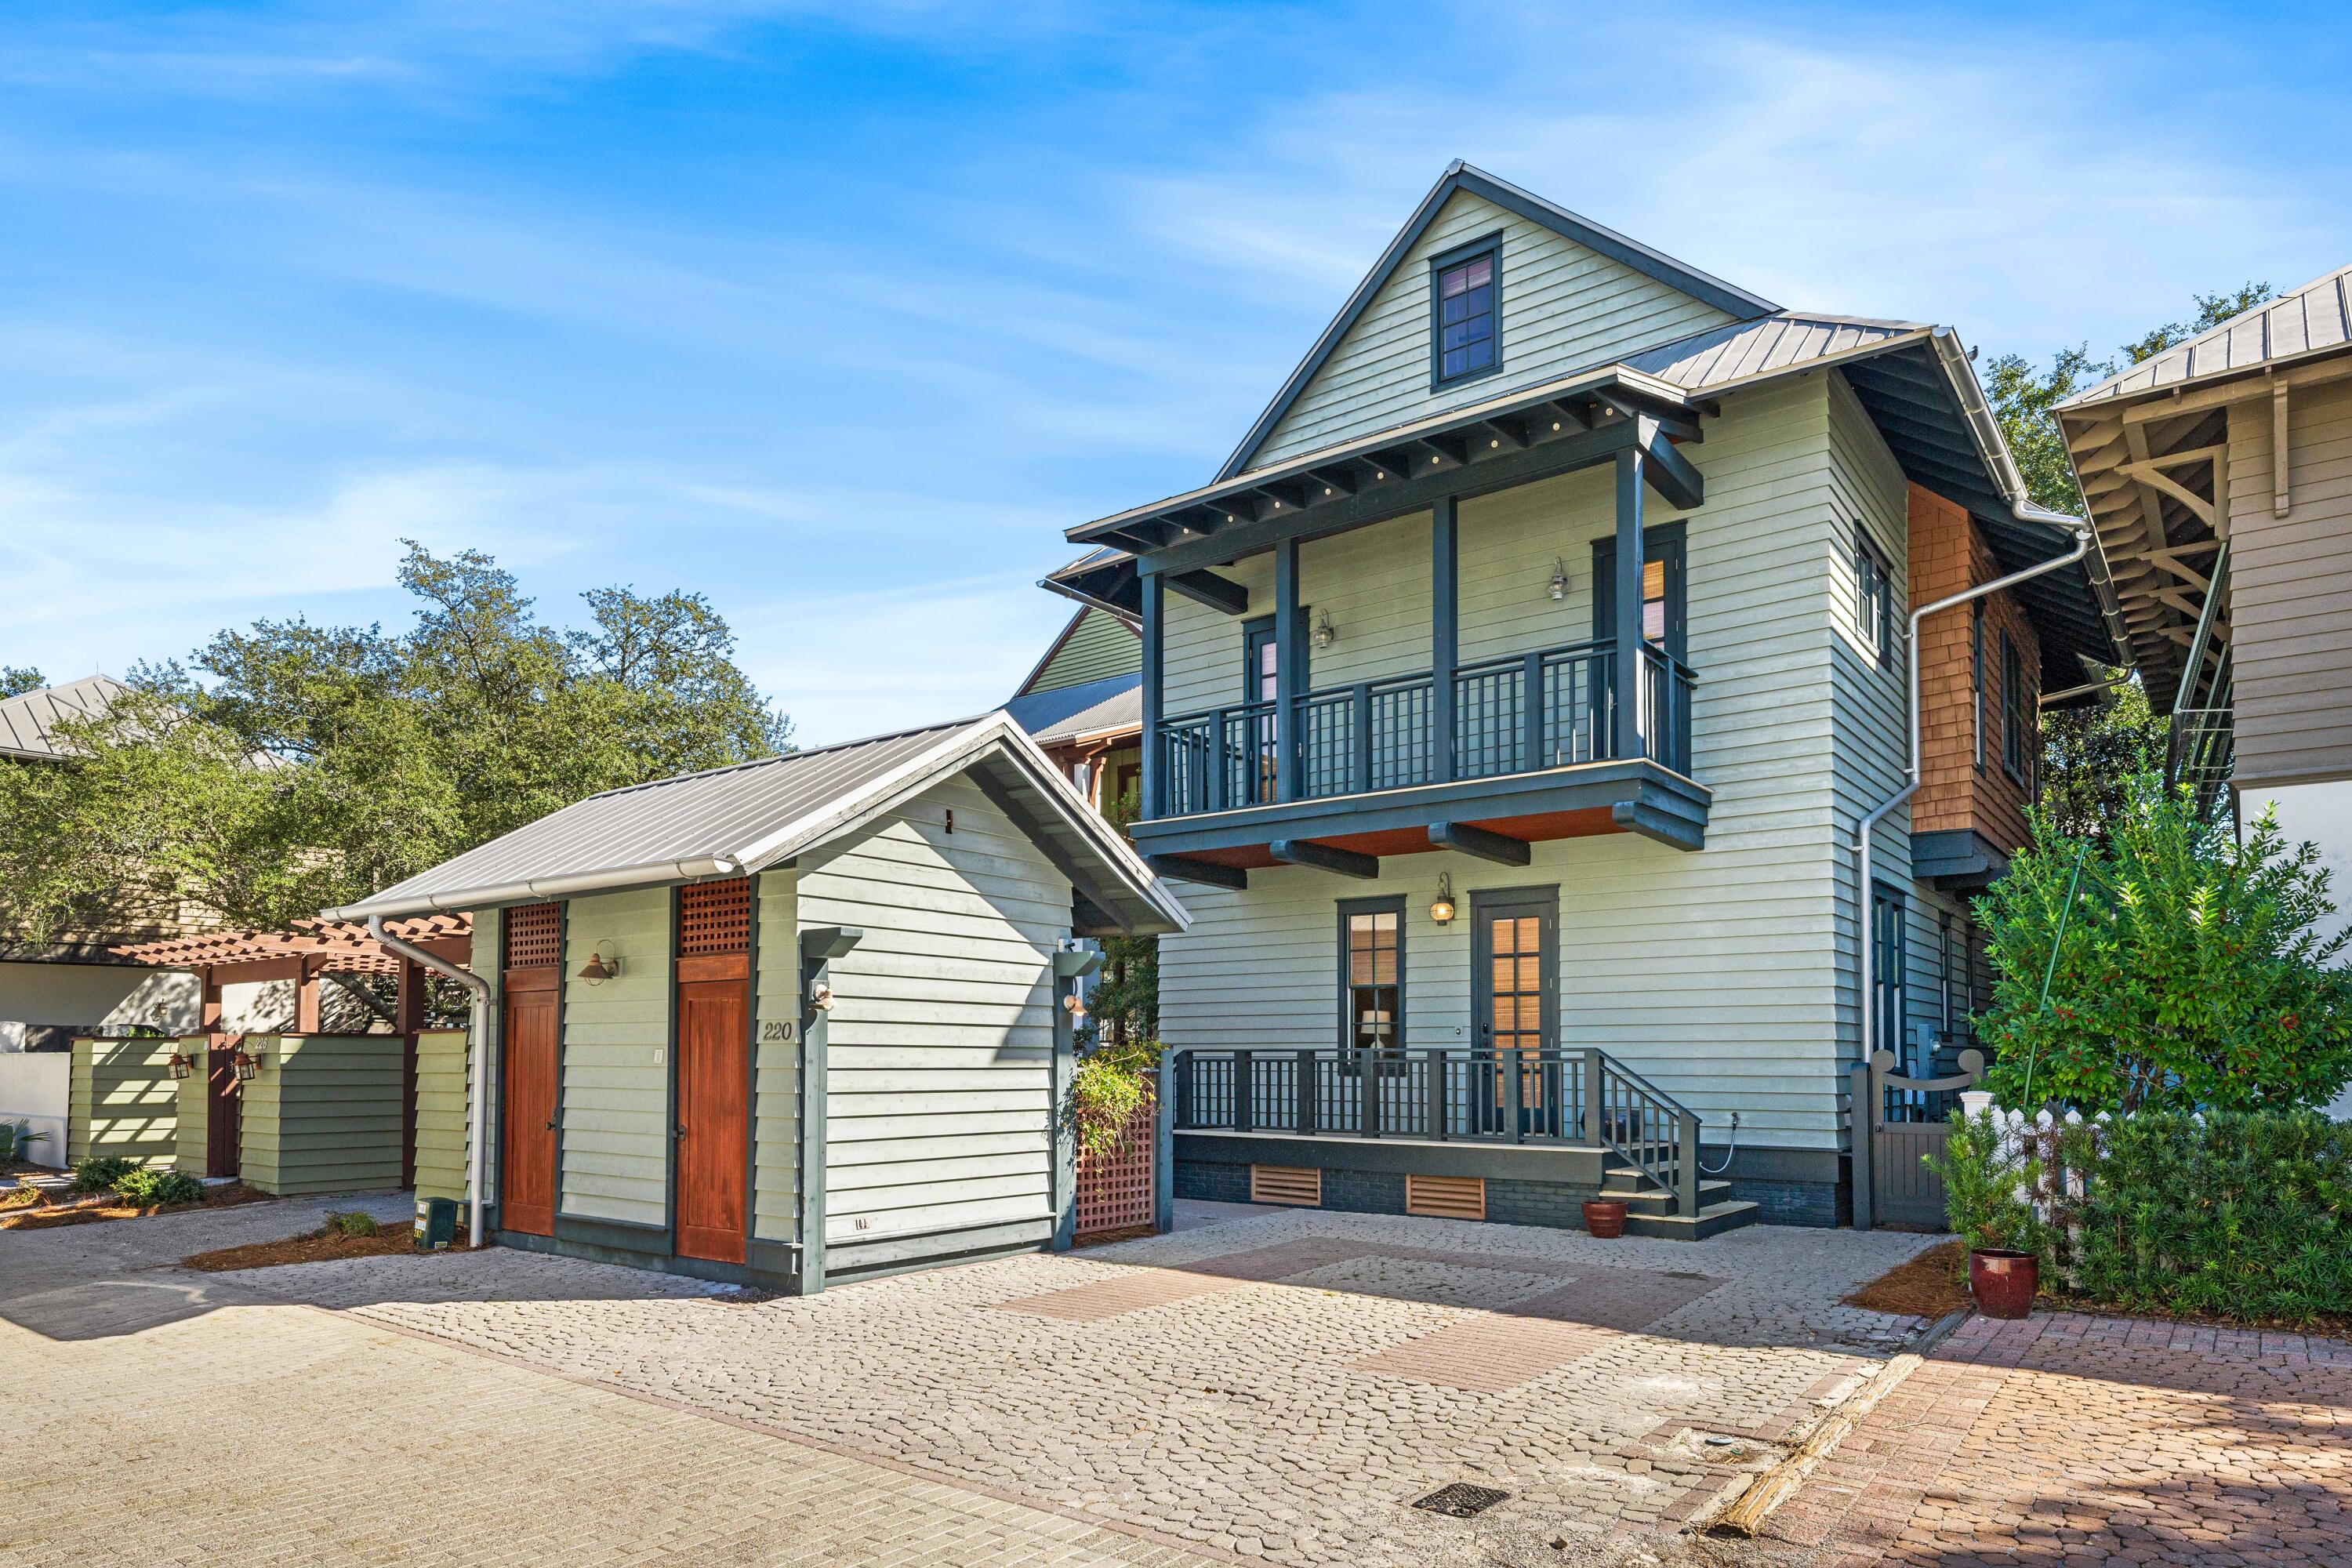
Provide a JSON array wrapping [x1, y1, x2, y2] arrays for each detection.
[[753, 867, 799, 1242], [1162, 374, 1880, 1150], [804, 775, 1066, 1251], [413, 1028, 471, 1203], [558, 887, 671, 1228], [2229, 376, 2352, 786], [1247, 188, 1737, 472], [67, 1036, 178, 1169], [1025, 608, 1139, 695], [236, 1033, 405, 1196], [172, 1037, 209, 1174]]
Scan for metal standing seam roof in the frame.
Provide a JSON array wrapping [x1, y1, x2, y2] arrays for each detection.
[[1004, 673, 1142, 746], [2060, 264, 2352, 408], [0, 674, 129, 760], [321, 710, 1187, 931]]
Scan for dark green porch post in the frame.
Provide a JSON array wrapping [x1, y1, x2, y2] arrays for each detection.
[[1274, 536, 1299, 802], [1050, 945, 1102, 1251], [1139, 569, 1163, 820], [1432, 495, 1457, 782], [796, 925, 862, 1296], [1612, 448, 1646, 761]]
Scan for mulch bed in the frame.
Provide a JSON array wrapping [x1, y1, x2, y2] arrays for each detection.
[[0, 1181, 278, 1231], [183, 1221, 434, 1272], [1842, 1240, 1972, 1319]]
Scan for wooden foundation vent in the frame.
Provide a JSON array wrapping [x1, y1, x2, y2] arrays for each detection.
[[1249, 1164, 1321, 1207], [1404, 1174, 1486, 1221]]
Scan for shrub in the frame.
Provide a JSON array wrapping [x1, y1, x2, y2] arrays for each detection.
[[113, 1168, 204, 1207], [1937, 1106, 2352, 1324], [71, 1155, 138, 1192], [1070, 1039, 1158, 1157], [325, 1209, 379, 1237], [1976, 786, 2352, 1114]]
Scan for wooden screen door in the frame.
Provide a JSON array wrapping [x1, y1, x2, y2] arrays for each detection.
[[205, 1044, 241, 1178], [1472, 891, 1557, 1132], [500, 902, 564, 1238], [673, 880, 752, 1265]]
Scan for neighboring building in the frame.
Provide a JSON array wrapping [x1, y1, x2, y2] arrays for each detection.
[[2058, 265, 2352, 1118], [1007, 603, 1142, 811], [1051, 162, 2122, 1230], [0, 675, 201, 1051], [326, 712, 1184, 1291]]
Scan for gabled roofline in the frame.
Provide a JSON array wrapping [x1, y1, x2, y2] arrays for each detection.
[[1012, 604, 1139, 698], [1211, 160, 1779, 483]]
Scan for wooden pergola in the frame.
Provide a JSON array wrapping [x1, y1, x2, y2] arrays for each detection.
[[116, 915, 474, 1186]]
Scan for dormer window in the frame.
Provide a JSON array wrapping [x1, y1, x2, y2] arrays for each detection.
[[1431, 241, 1500, 386]]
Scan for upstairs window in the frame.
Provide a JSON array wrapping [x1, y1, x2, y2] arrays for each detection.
[[2001, 631, 2032, 784], [1970, 601, 1987, 772], [1853, 529, 1896, 661], [1431, 244, 1499, 386]]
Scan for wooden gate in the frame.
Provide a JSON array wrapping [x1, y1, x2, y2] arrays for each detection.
[[1074, 1078, 1156, 1239], [206, 1042, 242, 1178], [1852, 1047, 1984, 1230]]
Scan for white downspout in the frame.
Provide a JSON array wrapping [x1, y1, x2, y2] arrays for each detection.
[[1856, 523, 2091, 1068], [371, 916, 493, 1247]]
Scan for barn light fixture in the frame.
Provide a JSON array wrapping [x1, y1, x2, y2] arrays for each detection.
[[1428, 873, 1457, 926], [1548, 558, 1570, 601], [578, 942, 622, 985], [809, 982, 837, 1012], [232, 1049, 262, 1082], [167, 1052, 194, 1081], [1312, 608, 1337, 649]]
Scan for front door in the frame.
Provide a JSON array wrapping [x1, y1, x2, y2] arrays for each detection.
[[1472, 889, 1558, 1134], [206, 1044, 241, 1178], [673, 879, 753, 1265], [499, 970, 561, 1236]]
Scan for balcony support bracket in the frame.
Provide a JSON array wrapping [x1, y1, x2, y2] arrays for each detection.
[[1166, 569, 1250, 616], [1145, 854, 1248, 891], [1428, 821, 1530, 866], [1610, 793, 1706, 851], [1269, 839, 1378, 880]]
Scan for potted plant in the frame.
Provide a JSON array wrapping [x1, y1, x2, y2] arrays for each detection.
[[1581, 1198, 1628, 1239], [1927, 1110, 2044, 1319]]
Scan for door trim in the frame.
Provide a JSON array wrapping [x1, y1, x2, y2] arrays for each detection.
[[1468, 885, 1560, 1054], [497, 960, 564, 1238]]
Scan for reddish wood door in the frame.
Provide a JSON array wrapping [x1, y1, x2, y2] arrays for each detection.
[[206, 1044, 241, 1178], [673, 958, 749, 1264], [500, 969, 561, 1236]]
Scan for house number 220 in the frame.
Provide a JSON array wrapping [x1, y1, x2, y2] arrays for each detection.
[[760, 1022, 795, 1042]]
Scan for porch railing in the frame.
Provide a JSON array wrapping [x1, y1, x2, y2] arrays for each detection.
[[1153, 639, 1694, 816], [1172, 1046, 1704, 1216]]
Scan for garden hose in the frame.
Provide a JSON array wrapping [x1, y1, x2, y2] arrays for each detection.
[[2019, 841, 2091, 1109]]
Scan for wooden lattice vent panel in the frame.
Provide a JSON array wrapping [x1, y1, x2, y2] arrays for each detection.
[[1250, 1164, 1322, 1207], [1405, 1174, 1486, 1221], [677, 879, 752, 956], [1074, 1080, 1156, 1238], [503, 903, 562, 971]]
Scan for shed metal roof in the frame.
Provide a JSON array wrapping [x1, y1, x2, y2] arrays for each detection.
[[2060, 265, 2352, 407], [324, 711, 1186, 933], [1005, 673, 1142, 746], [0, 674, 129, 761]]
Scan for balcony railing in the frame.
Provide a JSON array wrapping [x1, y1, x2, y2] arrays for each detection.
[[1173, 1045, 1704, 1215], [1156, 638, 1693, 816]]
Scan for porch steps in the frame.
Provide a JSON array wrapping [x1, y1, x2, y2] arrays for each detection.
[[1597, 1167, 1762, 1240]]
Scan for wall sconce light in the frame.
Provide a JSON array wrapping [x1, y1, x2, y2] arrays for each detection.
[[232, 1049, 261, 1082], [1429, 872, 1457, 925], [1061, 992, 1087, 1017], [577, 942, 622, 985], [1548, 558, 1570, 601], [1312, 607, 1338, 649], [168, 1052, 194, 1081], [809, 982, 837, 1012]]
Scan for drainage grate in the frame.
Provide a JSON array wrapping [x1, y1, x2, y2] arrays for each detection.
[[1411, 1483, 1510, 1519]]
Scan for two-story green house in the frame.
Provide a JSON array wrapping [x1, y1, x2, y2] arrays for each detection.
[[1047, 162, 2125, 1232]]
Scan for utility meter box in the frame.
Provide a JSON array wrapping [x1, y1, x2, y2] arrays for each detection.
[[415, 1196, 459, 1251]]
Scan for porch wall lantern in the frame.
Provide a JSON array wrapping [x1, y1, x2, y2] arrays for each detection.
[[1312, 607, 1338, 650], [1548, 558, 1570, 601], [231, 1048, 262, 1082], [809, 982, 837, 1012], [1428, 872, 1457, 926], [577, 941, 622, 985], [167, 1052, 194, 1081]]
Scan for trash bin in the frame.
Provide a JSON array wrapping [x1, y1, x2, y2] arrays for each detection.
[[415, 1196, 459, 1251]]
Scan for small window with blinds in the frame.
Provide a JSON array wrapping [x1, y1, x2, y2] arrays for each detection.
[[503, 902, 562, 971], [677, 879, 752, 956]]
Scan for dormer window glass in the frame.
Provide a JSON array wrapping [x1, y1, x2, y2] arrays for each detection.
[[1432, 246, 1499, 385]]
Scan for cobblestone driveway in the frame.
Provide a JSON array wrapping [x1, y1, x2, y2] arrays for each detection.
[[229, 1205, 1944, 1566]]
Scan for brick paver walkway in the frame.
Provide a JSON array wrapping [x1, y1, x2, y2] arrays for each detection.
[[1768, 1311, 2352, 1567], [229, 1206, 1941, 1566]]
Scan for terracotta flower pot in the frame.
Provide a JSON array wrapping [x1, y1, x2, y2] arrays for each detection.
[[1969, 1248, 2038, 1319], [1581, 1200, 1628, 1239]]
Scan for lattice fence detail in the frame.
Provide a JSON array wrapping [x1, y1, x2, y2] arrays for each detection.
[[503, 903, 561, 970], [677, 880, 751, 956], [1075, 1078, 1156, 1237]]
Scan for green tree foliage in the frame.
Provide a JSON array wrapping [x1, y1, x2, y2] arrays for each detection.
[[0, 543, 789, 939], [1976, 786, 2352, 1114], [1084, 785, 1159, 1047], [0, 667, 45, 699], [2037, 678, 2166, 838]]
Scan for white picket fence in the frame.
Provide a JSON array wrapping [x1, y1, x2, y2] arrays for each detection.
[[1956, 1092, 2118, 1287]]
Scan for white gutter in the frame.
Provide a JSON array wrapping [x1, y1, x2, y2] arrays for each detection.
[[368, 916, 494, 1248], [1856, 522, 2091, 1067], [322, 855, 740, 922]]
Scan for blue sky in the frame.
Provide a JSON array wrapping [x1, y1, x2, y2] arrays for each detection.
[[3, 2, 2347, 745]]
